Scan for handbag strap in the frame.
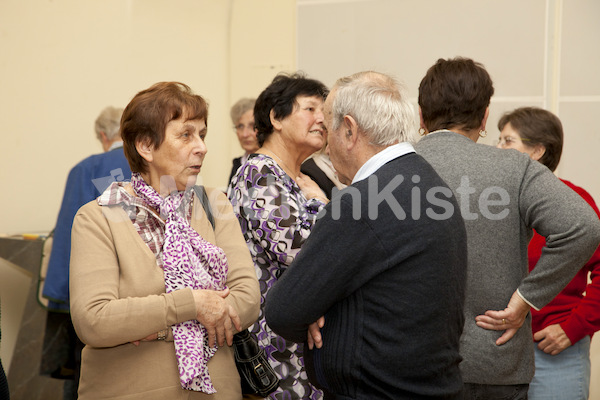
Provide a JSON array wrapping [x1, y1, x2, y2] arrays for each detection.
[[193, 185, 215, 230]]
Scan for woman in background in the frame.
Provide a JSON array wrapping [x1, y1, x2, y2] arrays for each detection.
[[70, 82, 260, 399], [497, 107, 600, 400], [300, 143, 346, 199], [228, 98, 259, 184], [228, 72, 329, 400]]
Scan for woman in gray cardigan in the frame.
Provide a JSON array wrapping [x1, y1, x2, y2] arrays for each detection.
[[414, 57, 600, 400]]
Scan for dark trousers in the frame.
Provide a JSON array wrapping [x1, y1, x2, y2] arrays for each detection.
[[463, 383, 528, 400], [41, 311, 84, 400]]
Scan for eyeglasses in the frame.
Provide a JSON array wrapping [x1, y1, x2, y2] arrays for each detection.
[[496, 136, 531, 148], [234, 123, 255, 132]]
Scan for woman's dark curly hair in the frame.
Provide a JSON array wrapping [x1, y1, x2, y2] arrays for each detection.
[[254, 72, 328, 146]]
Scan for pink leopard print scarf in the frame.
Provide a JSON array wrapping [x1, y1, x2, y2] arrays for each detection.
[[131, 172, 228, 393]]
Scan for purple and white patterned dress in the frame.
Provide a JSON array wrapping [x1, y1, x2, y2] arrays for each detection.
[[227, 154, 325, 400]]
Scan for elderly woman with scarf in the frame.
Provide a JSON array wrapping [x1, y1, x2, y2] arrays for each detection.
[[69, 82, 260, 400]]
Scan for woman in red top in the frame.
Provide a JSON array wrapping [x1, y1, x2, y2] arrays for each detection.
[[497, 107, 600, 400]]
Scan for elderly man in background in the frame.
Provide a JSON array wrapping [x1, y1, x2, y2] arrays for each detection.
[[265, 71, 468, 399], [41, 106, 131, 399]]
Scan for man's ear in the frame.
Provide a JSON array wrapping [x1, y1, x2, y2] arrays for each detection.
[[269, 109, 283, 132], [99, 131, 111, 151], [99, 131, 108, 143], [342, 114, 360, 150], [135, 138, 154, 163]]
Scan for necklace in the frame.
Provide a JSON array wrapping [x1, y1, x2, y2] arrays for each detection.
[[263, 148, 298, 178]]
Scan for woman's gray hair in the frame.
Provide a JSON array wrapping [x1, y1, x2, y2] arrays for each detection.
[[331, 71, 417, 146], [230, 97, 256, 125], [95, 106, 124, 141]]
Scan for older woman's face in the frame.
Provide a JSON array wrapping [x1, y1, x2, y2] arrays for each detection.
[[496, 122, 538, 159], [235, 109, 259, 154], [279, 95, 326, 153], [145, 116, 207, 193]]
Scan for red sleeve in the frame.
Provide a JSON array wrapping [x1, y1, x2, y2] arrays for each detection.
[[559, 180, 600, 343]]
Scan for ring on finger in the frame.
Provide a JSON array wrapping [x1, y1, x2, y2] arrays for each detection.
[[502, 318, 506, 325]]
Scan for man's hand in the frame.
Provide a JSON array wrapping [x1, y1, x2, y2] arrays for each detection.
[[193, 288, 241, 348], [307, 316, 325, 350], [475, 291, 530, 345], [533, 324, 572, 355]]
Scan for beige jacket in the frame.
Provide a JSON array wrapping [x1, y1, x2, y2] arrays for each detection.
[[70, 188, 260, 399]]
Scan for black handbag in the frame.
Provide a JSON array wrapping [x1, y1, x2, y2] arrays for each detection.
[[233, 329, 279, 397]]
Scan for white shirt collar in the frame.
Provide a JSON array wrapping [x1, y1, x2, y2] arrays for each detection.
[[108, 141, 124, 151], [352, 142, 415, 184]]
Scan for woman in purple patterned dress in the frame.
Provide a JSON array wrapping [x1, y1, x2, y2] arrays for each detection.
[[228, 73, 330, 400], [69, 82, 260, 399]]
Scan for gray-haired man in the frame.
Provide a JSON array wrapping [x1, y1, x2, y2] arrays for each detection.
[[266, 71, 468, 399]]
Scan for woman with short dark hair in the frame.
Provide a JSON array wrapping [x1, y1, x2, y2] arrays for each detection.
[[70, 82, 260, 399], [228, 72, 329, 400], [496, 107, 563, 171], [497, 107, 600, 400]]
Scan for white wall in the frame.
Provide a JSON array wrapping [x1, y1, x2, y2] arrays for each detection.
[[0, 0, 295, 235], [297, 0, 600, 397], [0, 0, 225, 234], [297, 0, 600, 201]]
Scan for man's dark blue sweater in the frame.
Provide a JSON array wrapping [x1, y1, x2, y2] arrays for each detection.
[[266, 153, 467, 399]]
